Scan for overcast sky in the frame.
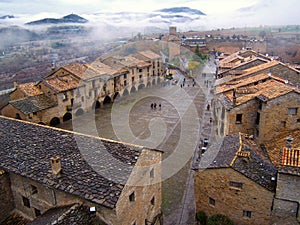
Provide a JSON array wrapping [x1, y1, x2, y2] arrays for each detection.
[[0, 0, 299, 29]]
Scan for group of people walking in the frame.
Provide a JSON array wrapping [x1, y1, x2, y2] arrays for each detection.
[[151, 103, 161, 110]]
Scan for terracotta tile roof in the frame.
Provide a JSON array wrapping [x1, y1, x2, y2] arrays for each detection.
[[263, 130, 300, 168], [281, 147, 300, 167], [234, 60, 300, 81], [0, 116, 147, 209], [121, 56, 151, 68], [44, 75, 79, 92], [10, 94, 57, 114], [216, 73, 286, 94], [62, 64, 88, 78], [17, 82, 43, 96], [218, 57, 269, 76], [223, 80, 298, 107], [137, 50, 161, 60], [243, 60, 280, 74], [197, 133, 277, 191]]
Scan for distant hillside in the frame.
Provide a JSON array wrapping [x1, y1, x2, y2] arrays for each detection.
[[157, 7, 206, 16], [26, 14, 88, 25], [0, 15, 15, 19]]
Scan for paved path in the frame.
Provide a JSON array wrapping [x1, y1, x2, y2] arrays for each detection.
[[59, 59, 217, 225]]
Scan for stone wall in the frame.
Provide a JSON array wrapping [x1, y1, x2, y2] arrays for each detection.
[[258, 91, 300, 143], [116, 149, 162, 225], [274, 172, 300, 221], [227, 99, 258, 136], [9, 173, 116, 223], [194, 168, 274, 225], [0, 171, 14, 223]]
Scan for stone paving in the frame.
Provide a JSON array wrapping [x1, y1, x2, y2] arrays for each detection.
[[58, 59, 216, 224]]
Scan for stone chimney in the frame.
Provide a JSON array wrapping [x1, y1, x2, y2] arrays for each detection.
[[13, 81, 18, 88], [286, 136, 294, 149], [232, 89, 237, 106], [50, 156, 62, 175]]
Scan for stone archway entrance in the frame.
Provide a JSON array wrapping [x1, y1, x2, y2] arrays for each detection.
[[50, 117, 60, 127], [63, 112, 72, 122], [103, 96, 112, 105]]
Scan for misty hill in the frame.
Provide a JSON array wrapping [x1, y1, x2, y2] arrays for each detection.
[[156, 7, 206, 16], [0, 26, 40, 47], [0, 15, 15, 19], [26, 14, 88, 25]]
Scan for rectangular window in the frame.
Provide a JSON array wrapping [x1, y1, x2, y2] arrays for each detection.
[[31, 185, 38, 195], [139, 75, 142, 79], [229, 181, 243, 189], [34, 208, 41, 217], [129, 192, 135, 202], [132, 77, 135, 82], [288, 108, 298, 115], [255, 112, 260, 125], [124, 74, 127, 79], [150, 168, 154, 178], [236, 114, 243, 123], [243, 210, 252, 218], [124, 80, 127, 86], [281, 121, 286, 127], [33, 112, 37, 116], [209, 197, 215, 206], [139, 68, 143, 73], [22, 196, 30, 208]]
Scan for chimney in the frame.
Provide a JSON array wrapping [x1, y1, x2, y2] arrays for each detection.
[[286, 136, 294, 149], [232, 89, 237, 106], [50, 156, 62, 175], [14, 81, 18, 88]]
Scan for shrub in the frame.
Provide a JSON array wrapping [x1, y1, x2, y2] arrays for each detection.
[[207, 214, 234, 225], [196, 211, 207, 225]]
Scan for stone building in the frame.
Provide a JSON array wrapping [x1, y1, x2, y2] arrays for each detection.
[[263, 131, 300, 223], [101, 55, 152, 94], [1, 94, 58, 125], [194, 133, 277, 225], [217, 49, 272, 75], [0, 50, 164, 126], [214, 78, 300, 143], [0, 116, 162, 225]]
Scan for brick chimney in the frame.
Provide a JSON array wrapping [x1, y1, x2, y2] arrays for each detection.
[[50, 156, 62, 175]]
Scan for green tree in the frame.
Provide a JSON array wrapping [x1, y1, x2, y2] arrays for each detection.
[[196, 211, 208, 225], [207, 214, 234, 225]]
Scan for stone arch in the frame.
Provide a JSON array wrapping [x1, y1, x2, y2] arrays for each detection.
[[92, 100, 101, 109], [63, 112, 72, 122], [103, 95, 112, 105], [113, 92, 120, 100], [138, 84, 145, 90], [50, 117, 60, 127], [152, 79, 156, 86], [130, 86, 137, 94], [123, 89, 129, 96], [75, 108, 84, 116], [147, 81, 151, 87], [157, 77, 161, 84]]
